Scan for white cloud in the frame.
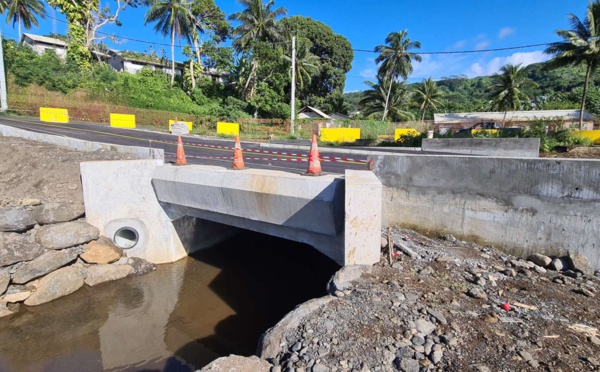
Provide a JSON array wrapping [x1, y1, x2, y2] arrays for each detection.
[[467, 50, 550, 77], [450, 40, 466, 50], [412, 54, 442, 78], [360, 69, 376, 78], [498, 27, 516, 39], [475, 41, 490, 50]]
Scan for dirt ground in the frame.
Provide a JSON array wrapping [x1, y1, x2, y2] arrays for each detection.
[[544, 146, 600, 159], [0, 136, 129, 207]]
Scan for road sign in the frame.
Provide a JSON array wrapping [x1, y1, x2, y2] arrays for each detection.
[[171, 121, 190, 135]]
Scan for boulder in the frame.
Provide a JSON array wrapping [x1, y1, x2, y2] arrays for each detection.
[[33, 203, 85, 225], [128, 257, 157, 276], [549, 257, 567, 271], [80, 236, 122, 264], [1, 291, 31, 303], [35, 221, 99, 250], [84, 264, 133, 286], [0, 208, 35, 232], [24, 266, 84, 306], [200, 355, 271, 372], [0, 270, 9, 295], [0, 233, 45, 267], [12, 248, 78, 284], [568, 251, 593, 275], [527, 253, 552, 268]]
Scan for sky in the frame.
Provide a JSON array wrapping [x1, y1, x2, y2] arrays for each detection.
[[0, 0, 589, 92]]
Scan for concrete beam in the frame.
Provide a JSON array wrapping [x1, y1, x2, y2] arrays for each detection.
[[421, 138, 540, 158]]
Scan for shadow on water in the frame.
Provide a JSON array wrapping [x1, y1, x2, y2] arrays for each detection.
[[0, 230, 339, 372]]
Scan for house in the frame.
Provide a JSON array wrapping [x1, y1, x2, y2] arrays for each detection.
[[20, 33, 67, 59], [434, 110, 596, 130], [298, 106, 331, 120], [107, 50, 184, 76], [329, 112, 351, 121]]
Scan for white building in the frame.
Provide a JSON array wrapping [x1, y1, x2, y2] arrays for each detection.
[[107, 50, 184, 76], [434, 110, 596, 130], [20, 33, 67, 59]]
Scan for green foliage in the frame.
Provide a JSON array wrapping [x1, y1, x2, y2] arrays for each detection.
[[521, 119, 592, 152]]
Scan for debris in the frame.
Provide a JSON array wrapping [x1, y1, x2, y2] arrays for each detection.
[[512, 302, 537, 311]]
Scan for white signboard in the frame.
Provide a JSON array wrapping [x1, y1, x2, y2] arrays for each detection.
[[171, 122, 190, 135]]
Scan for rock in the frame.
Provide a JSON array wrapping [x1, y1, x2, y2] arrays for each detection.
[[549, 258, 566, 271], [467, 287, 487, 300], [200, 355, 271, 371], [80, 236, 122, 264], [427, 308, 448, 325], [21, 199, 41, 206], [574, 288, 595, 298], [327, 265, 371, 294], [518, 350, 533, 362], [12, 249, 78, 283], [532, 265, 547, 274], [588, 336, 600, 345], [1, 290, 31, 303], [397, 243, 419, 259], [443, 234, 457, 242], [0, 270, 9, 295], [567, 251, 593, 275], [0, 302, 13, 318], [0, 233, 45, 267], [415, 319, 437, 335], [128, 257, 156, 276], [436, 256, 455, 263], [33, 203, 85, 225], [431, 349, 443, 364], [84, 264, 133, 286], [24, 266, 84, 306], [0, 208, 35, 232], [396, 358, 419, 372], [35, 221, 99, 250], [527, 253, 552, 267], [381, 236, 389, 248], [311, 365, 330, 372], [419, 266, 434, 276], [412, 334, 425, 346]]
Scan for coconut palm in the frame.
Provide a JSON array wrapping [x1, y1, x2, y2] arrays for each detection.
[[375, 30, 421, 121], [545, 0, 600, 129], [359, 74, 415, 121], [5, 0, 46, 40], [414, 77, 444, 122], [489, 63, 537, 125], [145, 0, 195, 85], [282, 38, 320, 91], [229, 0, 286, 99]]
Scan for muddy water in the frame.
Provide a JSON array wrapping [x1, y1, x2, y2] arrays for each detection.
[[0, 232, 339, 371]]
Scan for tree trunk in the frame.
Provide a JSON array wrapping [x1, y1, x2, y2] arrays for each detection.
[[243, 59, 259, 100], [190, 59, 195, 90], [18, 16, 21, 41], [193, 37, 203, 74], [580, 63, 592, 130], [421, 103, 427, 122], [170, 27, 175, 86], [382, 76, 393, 121]]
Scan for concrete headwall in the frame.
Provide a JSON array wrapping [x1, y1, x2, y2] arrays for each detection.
[[421, 138, 540, 158], [0, 123, 163, 159], [369, 154, 600, 270]]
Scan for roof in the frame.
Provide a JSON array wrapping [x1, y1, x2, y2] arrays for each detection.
[[21, 33, 67, 47], [434, 110, 595, 124], [298, 106, 331, 119], [109, 50, 184, 69], [330, 112, 351, 120]]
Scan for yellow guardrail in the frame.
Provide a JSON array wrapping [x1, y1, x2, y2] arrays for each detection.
[[576, 130, 600, 144], [394, 128, 420, 142], [320, 128, 361, 143], [217, 122, 239, 136], [471, 129, 499, 135], [39, 107, 69, 123], [168, 119, 193, 131], [110, 114, 136, 129]]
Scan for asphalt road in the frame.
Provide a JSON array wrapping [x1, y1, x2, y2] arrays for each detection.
[[0, 116, 372, 174]]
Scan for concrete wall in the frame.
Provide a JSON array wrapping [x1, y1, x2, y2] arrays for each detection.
[[369, 154, 600, 270], [0, 124, 163, 160], [422, 138, 540, 158]]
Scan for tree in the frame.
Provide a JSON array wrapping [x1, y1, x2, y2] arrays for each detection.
[[229, 0, 286, 100], [545, 0, 600, 129], [414, 77, 444, 121], [489, 63, 537, 125], [359, 74, 414, 121], [145, 0, 195, 85], [282, 38, 320, 91], [5, 0, 46, 40], [375, 30, 422, 121]]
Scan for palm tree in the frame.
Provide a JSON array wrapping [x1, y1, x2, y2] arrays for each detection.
[[375, 30, 421, 121], [145, 0, 195, 85], [5, 0, 46, 40], [359, 74, 415, 121], [414, 77, 444, 122], [229, 0, 286, 100], [283, 38, 320, 91], [545, 0, 600, 129], [489, 63, 537, 125]]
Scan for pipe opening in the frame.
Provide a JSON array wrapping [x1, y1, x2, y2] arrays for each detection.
[[114, 227, 139, 249]]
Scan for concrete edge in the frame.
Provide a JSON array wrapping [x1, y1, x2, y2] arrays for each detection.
[[0, 123, 164, 160], [259, 142, 421, 156]]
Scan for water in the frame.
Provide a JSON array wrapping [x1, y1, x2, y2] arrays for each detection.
[[0, 232, 339, 371]]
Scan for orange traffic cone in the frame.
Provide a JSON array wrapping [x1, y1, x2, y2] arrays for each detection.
[[305, 134, 322, 175], [232, 135, 245, 170], [176, 136, 187, 165]]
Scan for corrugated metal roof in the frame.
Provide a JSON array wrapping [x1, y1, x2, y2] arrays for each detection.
[[298, 106, 331, 119], [22, 33, 67, 47], [434, 110, 595, 124]]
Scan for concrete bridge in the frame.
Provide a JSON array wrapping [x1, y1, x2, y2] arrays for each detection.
[[80, 160, 382, 266]]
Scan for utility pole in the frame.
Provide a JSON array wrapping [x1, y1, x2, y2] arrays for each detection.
[[0, 29, 7, 112], [290, 36, 296, 135]]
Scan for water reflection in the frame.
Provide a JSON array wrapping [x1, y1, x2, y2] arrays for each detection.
[[0, 232, 339, 371]]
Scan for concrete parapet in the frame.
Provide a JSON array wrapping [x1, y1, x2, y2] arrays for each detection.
[[422, 138, 540, 158], [369, 154, 600, 270]]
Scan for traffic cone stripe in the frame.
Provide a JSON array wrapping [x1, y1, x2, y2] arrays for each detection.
[[176, 136, 187, 165], [232, 135, 245, 170], [306, 134, 322, 175]]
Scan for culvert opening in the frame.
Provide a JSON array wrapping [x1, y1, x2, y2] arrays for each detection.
[[114, 227, 139, 249]]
